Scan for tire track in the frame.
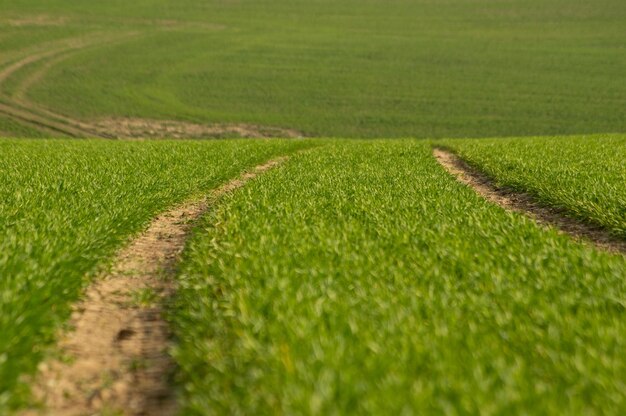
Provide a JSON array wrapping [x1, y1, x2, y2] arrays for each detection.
[[0, 19, 232, 139], [0, 39, 103, 136], [3, 51, 103, 137], [24, 157, 288, 416], [0, 31, 116, 84], [0, 31, 139, 138], [434, 148, 626, 255], [11, 51, 77, 102], [0, 102, 91, 137]]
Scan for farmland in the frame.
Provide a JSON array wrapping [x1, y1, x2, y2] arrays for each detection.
[[1, 0, 626, 414], [1, 136, 625, 413], [172, 139, 626, 414], [0, 0, 625, 138]]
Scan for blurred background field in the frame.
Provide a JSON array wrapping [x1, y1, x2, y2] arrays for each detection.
[[1, 0, 625, 138]]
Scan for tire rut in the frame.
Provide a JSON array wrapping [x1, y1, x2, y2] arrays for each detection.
[[0, 102, 85, 137], [0, 31, 139, 138], [23, 157, 288, 416], [434, 148, 626, 255], [1, 24, 300, 140]]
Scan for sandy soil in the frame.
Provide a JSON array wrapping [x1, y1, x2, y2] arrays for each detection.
[[2, 15, 69, 27], [92, 118, 305, 139]]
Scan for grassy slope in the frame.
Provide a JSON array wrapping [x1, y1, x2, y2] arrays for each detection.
[[0, 138, 313, 411], [440, 134, 626, 239], [172, 141, 626, 414], [0, 118, 47, 138], [0, 0, 625, 138]]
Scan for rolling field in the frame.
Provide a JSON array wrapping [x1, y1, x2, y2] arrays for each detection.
[[2, 0, 626, 414], [0, 0, 625, 138]]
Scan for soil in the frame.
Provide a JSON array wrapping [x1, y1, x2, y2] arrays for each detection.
[[2, 15, 69, 27], [434, 148, 626, 255], [91, 118, 305, 139], [23, 157, 288, 416]]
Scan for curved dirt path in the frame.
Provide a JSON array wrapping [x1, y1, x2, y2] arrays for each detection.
[[24, 157, 288, 416], [0, 31, 139, 138], [434, 148, 626, 255], [0, 37, 103, 136], [0, 31, 124, 85], [2, 51, 105, 137], [1, 25, 304, 139], [0, 102, 92, 137], [11, 51, 77, 102]]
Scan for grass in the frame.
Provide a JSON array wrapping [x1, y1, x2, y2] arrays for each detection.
[[171, 140, 626, 414], [2, 0, 626, 413], [129, 288, 159, 308], [0, 116, 47, 138], [440, 134, 626, 239], [0, 0, 625, 138], [0, 138, 313, 411]]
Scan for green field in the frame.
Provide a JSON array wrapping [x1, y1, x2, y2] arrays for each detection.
[[2, 0, 626, 414], [1, 136, 626, 413], [1, 0, 625, 138], [172, 139, 626, 414]]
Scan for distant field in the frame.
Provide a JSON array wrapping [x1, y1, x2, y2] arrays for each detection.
[[1, 0, 625, 138]]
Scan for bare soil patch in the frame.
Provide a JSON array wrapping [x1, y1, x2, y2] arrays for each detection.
[[118, 18, 227, 32], [24, 157, 288, 416], [2, 15, 69, 27], [92, 118, 305, 139], [434, 148, 626, 255]]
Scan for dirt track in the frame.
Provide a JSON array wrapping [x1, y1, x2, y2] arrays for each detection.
[[0, 24, 304, 139], [434, 148, 626, 255], [24, 157, 288, 416], [0, 31, 139, 138]]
